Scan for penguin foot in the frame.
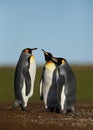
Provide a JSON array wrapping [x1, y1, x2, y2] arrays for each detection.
[[21, 107, 26, 112], [63, 109, 73, 114], [46, 107, 60, 113], [55, 108, 60, 113], [13, 100, 20, 108], [20, 104, 27, 112], [21, 106, 32, 112], [46, 108, 50, 112], [23, 109, 31, 112], [46, 107, 55, 112], [50, 107, 55, 112]]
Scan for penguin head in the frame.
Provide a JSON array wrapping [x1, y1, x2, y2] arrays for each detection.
[[23, 48, 38, 55], [52, 57, 66, 66], [42, 49, 53, 62]]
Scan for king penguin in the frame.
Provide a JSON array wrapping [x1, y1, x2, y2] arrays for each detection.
[[39, 49, 60, 113], [13, 48, 37, 111], [51, 57, 77, 113]]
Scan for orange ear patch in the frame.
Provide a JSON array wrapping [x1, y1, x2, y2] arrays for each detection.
[[62, 59, 65, 64], [24, 49, 29, 53]]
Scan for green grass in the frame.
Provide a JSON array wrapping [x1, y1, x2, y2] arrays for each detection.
[[0, 65, 93, 104], [0, 67, 15, 103], [72, 65, 93, 102]]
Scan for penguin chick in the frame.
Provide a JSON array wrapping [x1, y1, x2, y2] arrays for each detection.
[[13, 48, 37, 111], [52, 57, 77, 114], [39, 49, 60, 113]]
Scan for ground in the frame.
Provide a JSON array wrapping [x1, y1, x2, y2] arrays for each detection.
[[0, 102, 93, 130]]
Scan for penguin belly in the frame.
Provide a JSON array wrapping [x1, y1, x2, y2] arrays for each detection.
[[43, 73, 52, 108], [61, 85, 66, 111], [28, 61, 36, 98], [22, 81, 28, 107], [43, 69, 54, 109], [22, 61, 36, 107]]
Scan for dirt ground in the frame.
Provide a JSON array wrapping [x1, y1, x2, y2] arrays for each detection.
[[0, 102, 93, 130]]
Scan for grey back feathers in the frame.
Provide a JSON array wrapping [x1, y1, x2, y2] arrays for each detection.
[[14, 52, 31, 101], [14, 48, 37, 111], [56, 60, 77, 113]]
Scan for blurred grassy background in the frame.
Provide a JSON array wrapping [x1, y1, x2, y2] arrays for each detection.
[[0, 65, 93, 104]]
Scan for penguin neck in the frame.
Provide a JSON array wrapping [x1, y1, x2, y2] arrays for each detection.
[[30, 55, 35, 62], [45, 61, 56, 70], [18, 52, 30, 64], [58, 62, 71, 75], [20, 52, 30, 59], [46, 61, 53, 64], [58, 66, 66, 76]]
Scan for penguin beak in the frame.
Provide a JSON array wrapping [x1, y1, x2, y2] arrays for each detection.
[[23, 48, 37, 54], [41, 49, 45, 53], [41, 49, 48, 55], [31, 48, 38, 51], [52, 57, 57, 62]]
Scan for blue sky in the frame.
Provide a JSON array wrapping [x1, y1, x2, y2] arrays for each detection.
[[0, 0, 93, 65]]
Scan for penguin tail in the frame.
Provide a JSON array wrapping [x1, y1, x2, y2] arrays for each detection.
[[13, 100, 21, 108]]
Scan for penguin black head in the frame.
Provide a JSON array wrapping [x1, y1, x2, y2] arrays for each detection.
[[42, 49, 53, 62], [52, 57, 66, 66], [23, 48, 38, 54]]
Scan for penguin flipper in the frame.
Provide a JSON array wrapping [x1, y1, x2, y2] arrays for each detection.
[[57, 75, 65, 88], [57, 75, 65, 102], [23, 67, 31, 96]]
